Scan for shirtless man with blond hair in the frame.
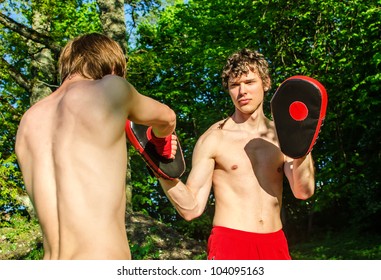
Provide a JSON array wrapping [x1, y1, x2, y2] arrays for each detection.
[[15, 33, 176, 260], [158, 49, 315, 259]]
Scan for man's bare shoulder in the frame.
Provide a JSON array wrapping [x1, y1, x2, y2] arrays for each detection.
[[17, 95, 53, 128], [15, 97, 52, 157], [97, 75, 137, 107], [197, 118, 230, 144], [98, 74, 131, 91]]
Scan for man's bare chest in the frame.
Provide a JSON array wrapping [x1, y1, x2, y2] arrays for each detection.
[[214, 136, 283, 174]]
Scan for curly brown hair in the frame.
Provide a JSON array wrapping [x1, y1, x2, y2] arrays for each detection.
[[221, 48, 271, 94]]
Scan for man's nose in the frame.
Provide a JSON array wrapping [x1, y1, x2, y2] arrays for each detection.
[[239, 83, 247, 94]]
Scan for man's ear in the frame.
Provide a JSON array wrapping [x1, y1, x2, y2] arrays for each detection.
[[264, 77, 271, 92]]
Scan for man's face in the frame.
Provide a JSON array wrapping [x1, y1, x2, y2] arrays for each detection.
[[228, 70, 267, 115]]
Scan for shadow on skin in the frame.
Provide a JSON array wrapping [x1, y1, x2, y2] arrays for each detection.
[[243, 137, 284, 198]]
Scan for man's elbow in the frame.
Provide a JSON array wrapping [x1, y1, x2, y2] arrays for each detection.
[[180, 208, 203, 222], [166, 108, 176, 129], [293, 176, 315, 200], [155, 108, 176, 137], [294, 188, 314, 200]]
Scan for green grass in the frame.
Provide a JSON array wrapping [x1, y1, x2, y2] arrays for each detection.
[[290, 231, 381, 260]]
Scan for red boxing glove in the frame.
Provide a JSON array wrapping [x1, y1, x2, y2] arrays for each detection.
[[146, 127, 173, 159]]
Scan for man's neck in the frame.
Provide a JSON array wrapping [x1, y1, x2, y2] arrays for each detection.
[[231, 106, 269, 132]]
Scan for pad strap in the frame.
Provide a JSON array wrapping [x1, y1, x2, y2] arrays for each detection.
[[146, 127, 172, 159]]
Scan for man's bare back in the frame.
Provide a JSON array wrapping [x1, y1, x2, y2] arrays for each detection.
[[15, 34, 177, 260], [16, 76, 131, 259]]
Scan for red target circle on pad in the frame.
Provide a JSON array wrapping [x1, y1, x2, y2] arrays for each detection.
[[289, 101, 308, 121]]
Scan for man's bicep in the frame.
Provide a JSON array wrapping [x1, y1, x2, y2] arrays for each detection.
[[184, 161, 214, 216], [187, 134, 216, 200], [128, 94, 166, 123]]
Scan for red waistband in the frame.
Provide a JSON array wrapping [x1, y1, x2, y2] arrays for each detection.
[[211, 226, 286, 241]]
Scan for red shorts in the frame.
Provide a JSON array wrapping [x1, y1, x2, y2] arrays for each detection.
[[207, 226, 291, 260]]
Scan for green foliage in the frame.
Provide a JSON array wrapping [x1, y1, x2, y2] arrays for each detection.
[[0, 214, 42, 260], [0, 154, 25, 225], [0, 73, 28, 219], [49, 1, 102, 40], [0, 37, 31, 222]]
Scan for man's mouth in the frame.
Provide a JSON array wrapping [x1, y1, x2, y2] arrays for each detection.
[[238, 99, 250, 105]]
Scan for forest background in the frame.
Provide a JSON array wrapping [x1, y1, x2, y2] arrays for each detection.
[[0, 0, 380, 260]]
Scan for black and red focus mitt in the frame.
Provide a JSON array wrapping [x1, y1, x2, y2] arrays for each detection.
[[125, 120, 186, 180], [270, 76, 328, 158]]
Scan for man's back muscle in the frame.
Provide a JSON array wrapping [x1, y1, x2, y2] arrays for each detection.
[[16, 78, 130, 259]]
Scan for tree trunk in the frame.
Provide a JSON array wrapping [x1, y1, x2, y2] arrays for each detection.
[[29, 2, 56, 105], [97, 0, 129, 56], [96, 0, 132, 210]]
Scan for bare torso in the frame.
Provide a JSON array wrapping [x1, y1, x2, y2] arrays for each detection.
[[15, 77, 131, 259], [209, 117, 285, 233], [159, 69, 314, 238]]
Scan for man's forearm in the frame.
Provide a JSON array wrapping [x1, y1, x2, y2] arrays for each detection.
[[158, 178, 200, 221], [291, 153, 315, 199]]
